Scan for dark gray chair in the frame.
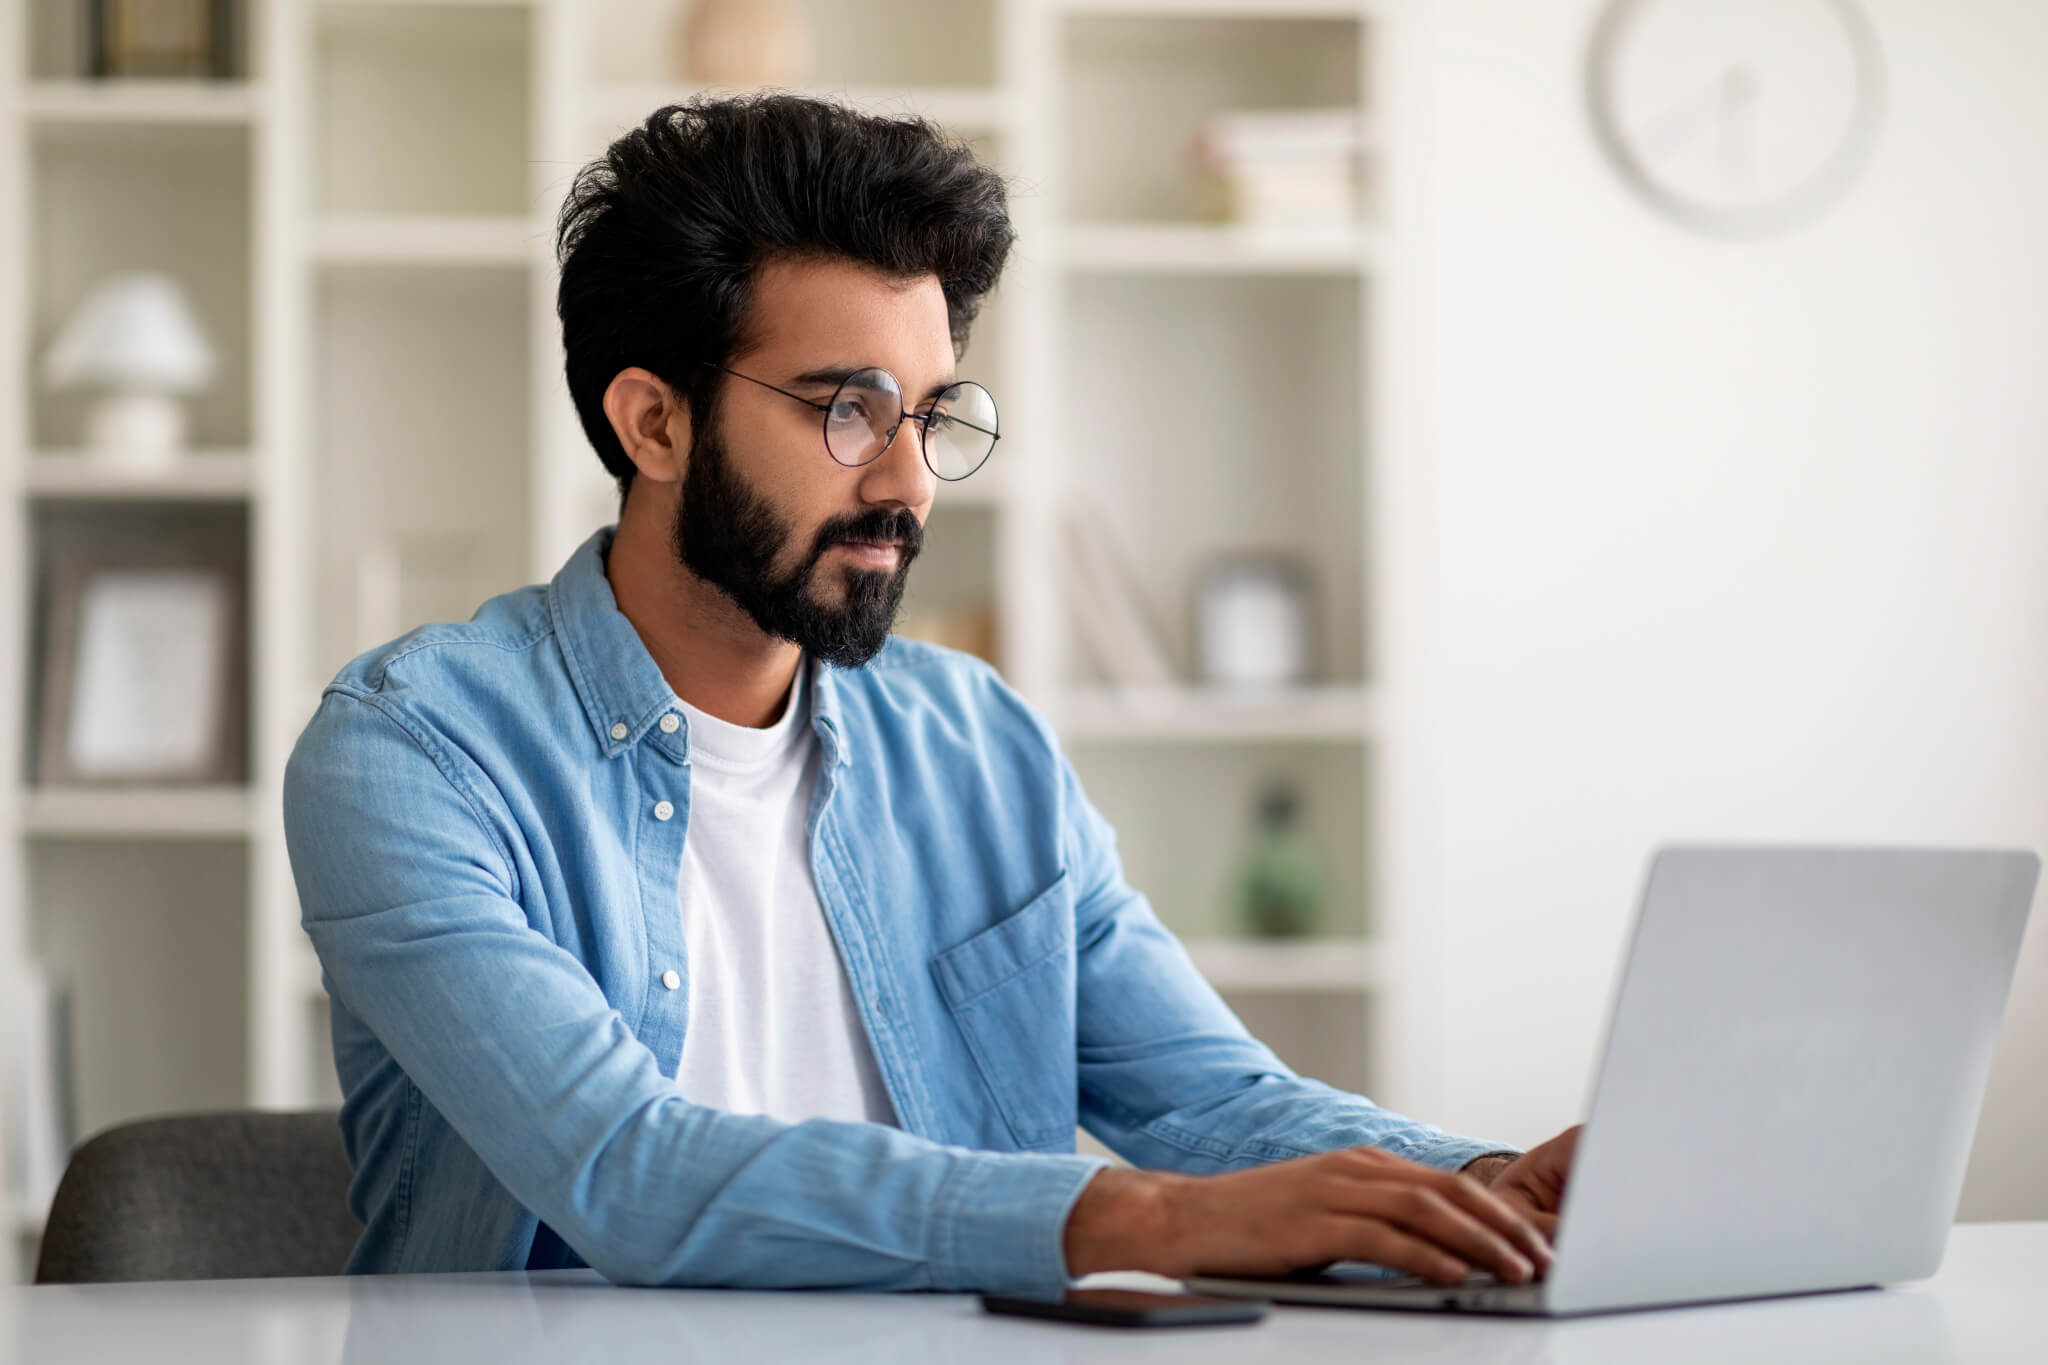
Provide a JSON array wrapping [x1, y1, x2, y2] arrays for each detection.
[[34, 1110, 362, 1284]]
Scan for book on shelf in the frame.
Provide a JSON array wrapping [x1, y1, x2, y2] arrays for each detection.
[[1192, 107, 1369, 229], [4, 960, 77, 1225], [1061, 506, 1176, 690]]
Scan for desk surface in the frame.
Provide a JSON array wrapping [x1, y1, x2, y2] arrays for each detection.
[[5, 1222, 2043, 1365]]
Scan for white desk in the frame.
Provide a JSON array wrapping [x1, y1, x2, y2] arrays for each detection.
[[5, 1222, 2043, 1365]]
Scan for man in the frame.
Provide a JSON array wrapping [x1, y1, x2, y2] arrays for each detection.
[[283, 94, 1578, 1295]]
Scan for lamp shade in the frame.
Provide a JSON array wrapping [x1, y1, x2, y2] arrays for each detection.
[[41, 272, 217, 394]]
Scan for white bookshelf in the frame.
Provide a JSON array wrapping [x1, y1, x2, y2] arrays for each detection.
[[1, 0, 1405, 1280], [1052, 685, 1376, 742], [21, 76, 263, 125], [1062, 222, 1378, 273], [23, 450, 258, 500], [585, 82, 1012, 135], [23, 786, 257, 839]]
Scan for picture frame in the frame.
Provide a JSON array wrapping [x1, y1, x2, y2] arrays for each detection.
[[89, 0, 236, 80], [34, 536, 247, 787]]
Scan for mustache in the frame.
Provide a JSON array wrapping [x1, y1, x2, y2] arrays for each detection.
[[810, 508, 924, 562]]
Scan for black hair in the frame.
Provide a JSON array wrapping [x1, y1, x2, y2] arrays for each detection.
[[554, 93, 1015, 500]]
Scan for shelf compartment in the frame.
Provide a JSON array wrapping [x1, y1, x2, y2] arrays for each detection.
[[1054, 686, 1376, 742], [1064, 740, 1370, 942], [587, 0, 997, 92], [29, 2, 255, 81], [313, 2, 533, 217], [29, 121, 254, 453], [311, 266, 533, 689], [1063, 12, 1366, 225], [1182, 936, 1380, 992], [27, 501, 253, 789], [25, 451, 257, 502], [1058, 274, 1366, 687], [22, 787, 255, 839], [24, 840, 251, 1144]]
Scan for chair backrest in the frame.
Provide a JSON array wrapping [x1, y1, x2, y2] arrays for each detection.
[[34, 1110, 362, 1284]]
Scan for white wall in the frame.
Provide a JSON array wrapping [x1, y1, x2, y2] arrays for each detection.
[[1396, 0, 2048, 1217]]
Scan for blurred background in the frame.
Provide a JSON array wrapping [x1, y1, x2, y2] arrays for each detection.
[[1, 0, 2042, 1284]]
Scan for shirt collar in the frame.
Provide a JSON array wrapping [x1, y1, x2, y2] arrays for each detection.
[[548, 525, 854, 768]]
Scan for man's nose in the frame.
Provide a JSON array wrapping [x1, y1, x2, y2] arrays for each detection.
[[859, 414, 937, 509]]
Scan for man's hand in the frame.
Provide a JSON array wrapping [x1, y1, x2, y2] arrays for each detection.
[[1471, 1126, 1582, 1239], [1063, 1146, 1554, 1286]]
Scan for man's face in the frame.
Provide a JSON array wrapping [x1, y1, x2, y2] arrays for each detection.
[[671, 256, 954, 669]]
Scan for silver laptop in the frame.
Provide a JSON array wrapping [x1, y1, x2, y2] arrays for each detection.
[[1188, 845, 2040, 1317]]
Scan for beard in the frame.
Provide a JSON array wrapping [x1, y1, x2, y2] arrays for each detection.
[[669, 419, 923, 670]]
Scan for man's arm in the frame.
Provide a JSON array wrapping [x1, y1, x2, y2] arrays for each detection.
[[285, 689, 1106, 1293], [1059, 755, 1511, 1174], [1060, 1147, 1549, 1283], [1047, 752, 1555, 1282]]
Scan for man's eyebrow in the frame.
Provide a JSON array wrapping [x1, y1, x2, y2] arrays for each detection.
[[788, 366, 959, 402]]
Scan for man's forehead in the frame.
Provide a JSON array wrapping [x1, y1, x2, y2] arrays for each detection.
[[743, 256, 954, 376]]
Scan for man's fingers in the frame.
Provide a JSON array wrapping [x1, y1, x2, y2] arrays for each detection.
[[1331, 1220, 1475, 1287], [1433, 1172, 1555, 1268], [1327, 1164, 1551, 1275], [1333, 1185, 1536, 1284]]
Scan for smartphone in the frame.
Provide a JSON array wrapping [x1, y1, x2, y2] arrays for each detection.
[[980, 1288, 1268, 1328]]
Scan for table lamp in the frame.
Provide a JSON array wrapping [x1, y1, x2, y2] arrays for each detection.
[[41, 271, 217, 471]]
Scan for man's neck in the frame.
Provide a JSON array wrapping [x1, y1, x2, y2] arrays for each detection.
[[604, 488, 803, 730]]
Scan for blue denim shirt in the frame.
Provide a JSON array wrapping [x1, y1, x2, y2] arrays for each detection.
[[282, 526, 1507, 1294]]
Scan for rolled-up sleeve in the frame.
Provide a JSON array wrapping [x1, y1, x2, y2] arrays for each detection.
[[284, 689, 1106, 1291]]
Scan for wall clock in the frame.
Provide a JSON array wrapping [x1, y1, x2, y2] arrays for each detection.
[[1586, 0, 1886, 238]]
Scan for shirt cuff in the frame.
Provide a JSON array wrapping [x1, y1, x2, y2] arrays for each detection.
[[929, 1148, 1112, 1294], [1412, 1136, 1525, 1174]]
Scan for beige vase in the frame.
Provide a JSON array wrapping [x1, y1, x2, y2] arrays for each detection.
[[677, 0, 811, 86]]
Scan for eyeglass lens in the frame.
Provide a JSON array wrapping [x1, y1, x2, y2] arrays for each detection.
[[824, 367, 999, 481]]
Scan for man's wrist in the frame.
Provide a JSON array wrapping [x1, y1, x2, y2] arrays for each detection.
[[1460, 1150, 1522, 1185], [1062, 1167, 1180, 1277]]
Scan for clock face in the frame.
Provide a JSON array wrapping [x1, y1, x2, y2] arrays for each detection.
[[1587, 0, 1885, 236]]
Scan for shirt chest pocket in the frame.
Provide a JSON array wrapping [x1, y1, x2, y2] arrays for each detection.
[[930, 873, 1078, 1150]]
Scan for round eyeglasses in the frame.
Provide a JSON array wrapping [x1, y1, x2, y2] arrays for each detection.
[[703, 362, 1000, 481]]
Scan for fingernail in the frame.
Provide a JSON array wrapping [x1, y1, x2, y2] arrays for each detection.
[[1508, 1253, 1533, 1283]]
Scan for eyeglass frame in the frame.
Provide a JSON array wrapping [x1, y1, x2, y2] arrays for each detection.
[[697, 360, 1001, 481]]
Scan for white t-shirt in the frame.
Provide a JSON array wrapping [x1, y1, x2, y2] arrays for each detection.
[[670, 659, 897, 1126]]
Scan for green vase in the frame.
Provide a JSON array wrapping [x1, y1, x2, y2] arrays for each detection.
[[1238, 783, 1325, 938]]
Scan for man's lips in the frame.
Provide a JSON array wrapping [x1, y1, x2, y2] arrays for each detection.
[[838, 540, 904, 567]]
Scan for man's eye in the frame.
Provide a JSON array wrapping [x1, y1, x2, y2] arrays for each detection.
[[827, 399, 868, 424], [923, 409, 955, 433]]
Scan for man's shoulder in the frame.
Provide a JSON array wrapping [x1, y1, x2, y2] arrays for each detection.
[[850, 634, 1021, 705], [859, 632, 997, 683], [322, 582, 557, 703], [839, 636, 1056, 748]]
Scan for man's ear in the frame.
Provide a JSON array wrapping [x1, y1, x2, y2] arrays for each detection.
[[602, 367, 692, 484]]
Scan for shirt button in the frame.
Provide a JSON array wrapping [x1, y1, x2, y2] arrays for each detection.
[[661, 969, 680, 991], [653, 800, 674, 821], [609, 722, 628, 740], [659, 713, 680, 734]]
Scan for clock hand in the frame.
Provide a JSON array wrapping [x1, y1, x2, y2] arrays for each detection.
[[1639, 75, 1732, 158]]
